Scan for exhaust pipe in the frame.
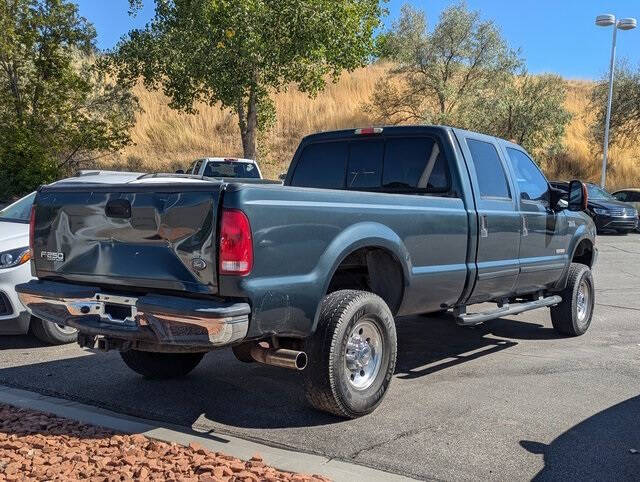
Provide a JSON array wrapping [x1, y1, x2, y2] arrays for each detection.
[[250, 345, 307, 370]]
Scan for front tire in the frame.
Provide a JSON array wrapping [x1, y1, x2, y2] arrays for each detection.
[[303, 290, 397, 418], [120, 350, 205, 379], [550, 263, 594, 336], [30, 317, 77, 345]]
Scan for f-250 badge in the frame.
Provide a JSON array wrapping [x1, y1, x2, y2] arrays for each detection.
[[41, 251, 64, 262]]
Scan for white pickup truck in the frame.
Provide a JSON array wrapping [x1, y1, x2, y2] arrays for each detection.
[[185, 157, 263, 179]]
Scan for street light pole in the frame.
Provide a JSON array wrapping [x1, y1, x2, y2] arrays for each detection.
[[600, 22, 617, 188], [595, 14, 637, 188]]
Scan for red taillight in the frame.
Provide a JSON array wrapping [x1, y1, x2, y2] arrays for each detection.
[[29, 205, 36, 256], [219, 208, 253, 276]]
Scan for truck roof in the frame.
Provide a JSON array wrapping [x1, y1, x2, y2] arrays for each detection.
[[300, 125, 525, 151]]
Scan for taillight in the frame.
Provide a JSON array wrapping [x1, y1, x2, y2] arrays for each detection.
[[29, 205, 36, 257], [219, 208, 253, 276]]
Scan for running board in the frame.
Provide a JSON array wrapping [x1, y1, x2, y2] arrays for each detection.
[[456, 295, 562, 326]]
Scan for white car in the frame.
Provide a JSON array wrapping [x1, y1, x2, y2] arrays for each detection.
[[0, 170, 145, 344], [186, 157, 263, 179], [0, 192, 77, 344]]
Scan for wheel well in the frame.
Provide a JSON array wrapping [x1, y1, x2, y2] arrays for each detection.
[[326, 247, 404, 314], [572, 239, 594, 267]]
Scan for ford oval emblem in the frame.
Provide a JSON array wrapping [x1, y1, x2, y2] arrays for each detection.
[[192, 258, 207, 271]]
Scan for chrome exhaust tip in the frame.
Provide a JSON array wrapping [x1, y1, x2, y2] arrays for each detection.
[[250, 346, 307, 370]]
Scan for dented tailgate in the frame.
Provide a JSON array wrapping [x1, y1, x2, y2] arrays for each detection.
[[32, 181, 221, 294]]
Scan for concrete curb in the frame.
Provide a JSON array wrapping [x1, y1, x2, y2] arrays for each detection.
[[0, 385, 415, 482]]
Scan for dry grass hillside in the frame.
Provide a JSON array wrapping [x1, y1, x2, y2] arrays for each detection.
[[107, 63, 640, 189]]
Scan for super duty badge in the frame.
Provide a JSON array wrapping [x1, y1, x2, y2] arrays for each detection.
[[41, 251, 64, 262]]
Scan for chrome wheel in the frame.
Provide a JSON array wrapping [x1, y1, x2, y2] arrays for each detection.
[[344, 318, 383, 390], [576, 279, 590, 325]]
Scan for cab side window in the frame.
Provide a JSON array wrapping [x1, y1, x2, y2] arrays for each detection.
[[466, 139, 511, 199], [505, 148, 550, 205]]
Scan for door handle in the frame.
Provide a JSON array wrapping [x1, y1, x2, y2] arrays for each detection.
[[522, 216, 529, 237], [480, 215, 488, 238]]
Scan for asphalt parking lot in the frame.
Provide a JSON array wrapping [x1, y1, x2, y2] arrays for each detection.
[[1, 233, 639, 481]]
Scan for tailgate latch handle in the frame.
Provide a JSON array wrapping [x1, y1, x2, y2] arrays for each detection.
[[105, 199, 131, 219]]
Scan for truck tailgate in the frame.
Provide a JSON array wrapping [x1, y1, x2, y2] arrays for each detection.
[[32, 182, 221, 294]]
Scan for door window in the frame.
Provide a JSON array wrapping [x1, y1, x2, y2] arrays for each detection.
[[506, 148, 550, 205], [466, 139, 511, 199]]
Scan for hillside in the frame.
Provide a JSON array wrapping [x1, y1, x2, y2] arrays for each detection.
[[107, 63, 640, 189]]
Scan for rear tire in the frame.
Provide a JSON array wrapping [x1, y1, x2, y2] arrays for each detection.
[[550, 263, 594, 336], [120, 350, 205, 379], [303, 290, 397, 418], [30, 318, 77, 345]]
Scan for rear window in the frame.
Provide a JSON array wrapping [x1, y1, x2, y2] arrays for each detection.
[[203, 161, 260, 178], [292, 142, 348, 189], [383, 138, 448, 191], [291, 136, 451, 193], [347, 141, 383, 189], [466, 139, 511, 199]]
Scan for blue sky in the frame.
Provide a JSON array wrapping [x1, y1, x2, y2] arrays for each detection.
[[76, 0, 639, 79]]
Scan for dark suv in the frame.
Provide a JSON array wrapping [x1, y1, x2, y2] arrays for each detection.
[[551, 181, 638, 234]]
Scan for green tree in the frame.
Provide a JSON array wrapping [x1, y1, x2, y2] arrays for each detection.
[[115, 0, 384, 160], [374, 4, 427, 62], [368, 2, 571, 155], [0, 0, 138, 198], [591, 60, 640, 149], [473, 73, 571, 155], [368, 2, 521, 126]]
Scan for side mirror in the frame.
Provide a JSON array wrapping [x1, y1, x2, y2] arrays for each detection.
[[278, 173, 286, 181], [175, 169, 185, 174], [568, 180, 588, 211]]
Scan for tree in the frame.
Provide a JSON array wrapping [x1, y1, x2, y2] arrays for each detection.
[[0, 0, 138, 198], [115, 0, 384, 160], [375, 4, 427, 62], [368, 2, 521, 126], [472, 73, 571, 155], [590, 60, 640, 149]]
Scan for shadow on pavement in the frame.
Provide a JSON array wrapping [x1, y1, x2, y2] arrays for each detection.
[[0, 313, 564, 431], [395, 312, 563, 379], [0, 335, 49, 350], [521, 395, 640, 481]]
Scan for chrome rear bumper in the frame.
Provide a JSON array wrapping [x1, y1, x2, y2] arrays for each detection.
[[16, 280, 249, 349]]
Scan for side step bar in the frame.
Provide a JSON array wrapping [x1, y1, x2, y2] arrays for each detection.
[[456, 295, 562, 326]]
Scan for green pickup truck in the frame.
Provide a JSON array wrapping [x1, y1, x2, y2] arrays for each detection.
[[18, 125, 597, 418]]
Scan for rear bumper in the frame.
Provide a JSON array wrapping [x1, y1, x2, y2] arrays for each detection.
[[16, 280, 249, 350]]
